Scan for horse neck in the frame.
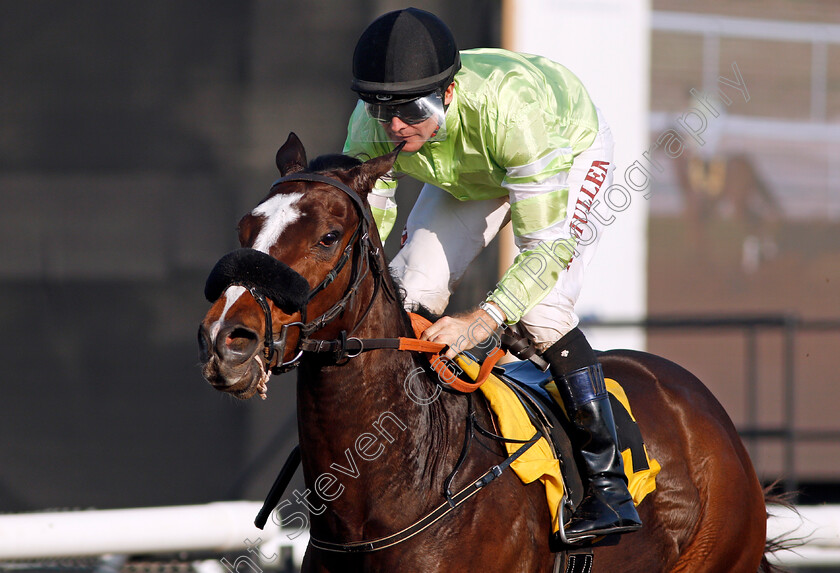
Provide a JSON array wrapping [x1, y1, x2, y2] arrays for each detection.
[[295, 262, 468, 533]]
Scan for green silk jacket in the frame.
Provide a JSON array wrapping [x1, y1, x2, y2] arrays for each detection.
[[344, 48, 600, 323]]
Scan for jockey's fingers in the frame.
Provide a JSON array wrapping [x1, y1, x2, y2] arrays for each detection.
[[420, 316, 452, 341], [419, 324, 440, 341]]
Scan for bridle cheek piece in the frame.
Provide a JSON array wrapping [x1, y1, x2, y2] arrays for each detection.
[[205, 172, 391, 375]]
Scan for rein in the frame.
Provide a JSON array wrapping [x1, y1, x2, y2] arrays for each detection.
[[298, 314, 506, 393]]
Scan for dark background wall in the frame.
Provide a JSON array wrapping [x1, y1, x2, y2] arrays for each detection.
[[0, 0, 501, 510]]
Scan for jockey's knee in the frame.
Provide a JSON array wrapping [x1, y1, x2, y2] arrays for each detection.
[[519, 310, 579, 352]]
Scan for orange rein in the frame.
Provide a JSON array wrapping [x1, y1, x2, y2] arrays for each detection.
[[402, 313, 505, 393]]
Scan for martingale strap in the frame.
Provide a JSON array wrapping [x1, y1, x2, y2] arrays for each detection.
[[307, 430, 541, 553]]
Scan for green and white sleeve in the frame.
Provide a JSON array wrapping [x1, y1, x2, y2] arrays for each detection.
[[487, 121, 579, 323], [369, 173, 399, 242]]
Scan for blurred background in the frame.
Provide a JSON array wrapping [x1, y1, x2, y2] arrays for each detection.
[[1, 0, 838, 569]]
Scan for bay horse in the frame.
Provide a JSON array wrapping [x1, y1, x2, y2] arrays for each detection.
[[198, 133, 773, 572]]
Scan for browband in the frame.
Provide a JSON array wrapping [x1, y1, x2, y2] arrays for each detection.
[[271, 172, 372, 225]]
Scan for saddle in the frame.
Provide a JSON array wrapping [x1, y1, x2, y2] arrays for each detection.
[[453, 352, 660, 548]]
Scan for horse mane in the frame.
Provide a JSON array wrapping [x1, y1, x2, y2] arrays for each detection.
[[397, 295, 440, 324]]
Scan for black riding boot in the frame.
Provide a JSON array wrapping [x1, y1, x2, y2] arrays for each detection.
[[542, 329, 642, 544]]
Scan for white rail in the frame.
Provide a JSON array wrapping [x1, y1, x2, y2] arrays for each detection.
[[0, 502, 280, 559], [651, 10, 840, 123], [652, 11, 840, 44], [767, 504, 840, 567], [1, 502, 839, 568], [650, 112, 840, 144]]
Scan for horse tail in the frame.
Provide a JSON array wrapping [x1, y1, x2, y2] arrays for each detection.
[[759, 482, 804, 573]]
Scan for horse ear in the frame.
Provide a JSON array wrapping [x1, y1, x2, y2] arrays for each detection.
[[275, 132, 308, 175], [350, 142, 405, 196]]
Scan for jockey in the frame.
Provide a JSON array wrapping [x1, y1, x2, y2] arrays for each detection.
[[343, 8, 641, 544]]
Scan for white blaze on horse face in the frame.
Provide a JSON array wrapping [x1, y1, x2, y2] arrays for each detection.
[[209, 285, 247, 340], [252, 192, 305, 254]]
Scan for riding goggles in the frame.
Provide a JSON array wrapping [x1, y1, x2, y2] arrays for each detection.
[[364, 91, 444, 125]]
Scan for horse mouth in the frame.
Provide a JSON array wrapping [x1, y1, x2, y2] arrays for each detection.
[[202, 355, 269, 400]]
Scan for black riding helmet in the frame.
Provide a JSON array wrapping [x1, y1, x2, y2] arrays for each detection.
[[352, 8, 461, 104]]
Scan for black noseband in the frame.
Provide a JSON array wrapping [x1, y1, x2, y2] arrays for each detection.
[[204, 248, 310, 314]]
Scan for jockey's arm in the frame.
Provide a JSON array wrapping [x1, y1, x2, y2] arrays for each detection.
[[368, 175, 399, 242], [422, 154, 581, 358], [344, 102, 400, 242], [486, 123, 583, 325]]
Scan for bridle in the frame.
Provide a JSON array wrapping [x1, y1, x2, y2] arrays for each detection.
[[205, 171, 395, 374]]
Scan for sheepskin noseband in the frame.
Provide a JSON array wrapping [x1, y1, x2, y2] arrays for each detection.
[[204, 248, 310, 314]]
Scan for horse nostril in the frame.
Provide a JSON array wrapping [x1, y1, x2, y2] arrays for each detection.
[[215, 325, 261, 365], [198, 325, 213, 363]]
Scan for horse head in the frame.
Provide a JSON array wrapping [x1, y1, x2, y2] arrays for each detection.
[[198, 133, 399, 399]]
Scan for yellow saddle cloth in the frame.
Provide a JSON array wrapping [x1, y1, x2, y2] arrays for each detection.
[[454, 354, 661, 534]]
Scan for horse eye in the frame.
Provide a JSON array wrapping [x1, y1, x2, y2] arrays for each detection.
[[319, 231, 340, 247]]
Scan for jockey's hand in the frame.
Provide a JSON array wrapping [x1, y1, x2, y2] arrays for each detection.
[[420, 307, 500, 359]]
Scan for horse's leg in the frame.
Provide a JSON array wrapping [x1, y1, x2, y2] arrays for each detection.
[[675, 156, 695, 242], [741, 157, 781, 264]]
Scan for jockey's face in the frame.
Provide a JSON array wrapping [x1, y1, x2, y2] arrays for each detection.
[[380, 84, 454, 153]]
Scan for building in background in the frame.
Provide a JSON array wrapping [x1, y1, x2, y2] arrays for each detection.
[[645, 1, 840, 495]]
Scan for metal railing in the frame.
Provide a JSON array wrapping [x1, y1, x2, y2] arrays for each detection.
[[582, 314, 840, 497]]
